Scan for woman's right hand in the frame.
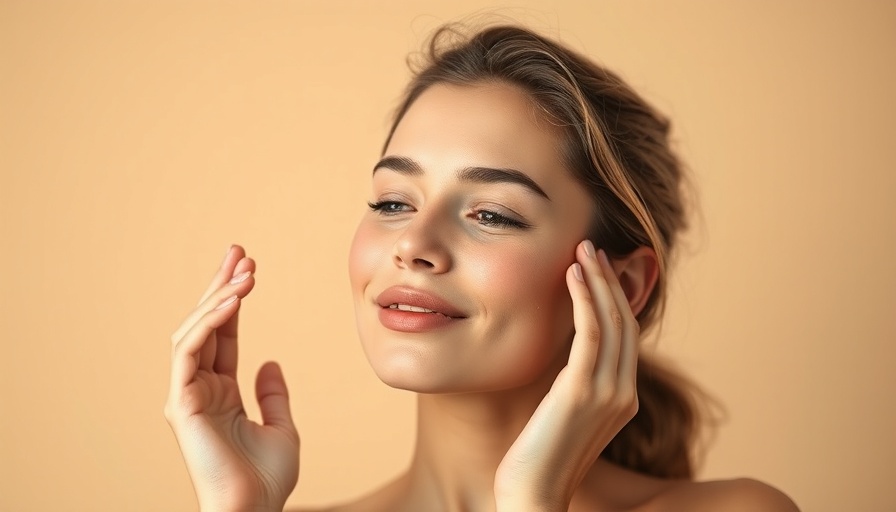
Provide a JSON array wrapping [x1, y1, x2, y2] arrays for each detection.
[[164, 245, 299, 512]]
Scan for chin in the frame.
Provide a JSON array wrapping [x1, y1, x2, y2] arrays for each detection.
[[375, 370, 445, 394], [363, 345, 463, 394], [355, 311, 572, 396], [364, 343, 561, 396], [355, 313, 478, 394]]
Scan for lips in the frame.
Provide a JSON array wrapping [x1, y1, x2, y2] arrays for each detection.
[[375, 286, 467, 319]]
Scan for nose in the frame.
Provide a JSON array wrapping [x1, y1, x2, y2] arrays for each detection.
[[392, 211, 452, 273]]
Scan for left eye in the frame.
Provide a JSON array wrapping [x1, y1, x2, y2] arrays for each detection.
[[368, 200, 411, 215], [474, 210, 530, 229]]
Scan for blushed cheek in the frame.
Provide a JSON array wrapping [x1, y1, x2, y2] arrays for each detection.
[[348, 221, 387, 295], [484, 249, 576, 385], [475, 246, 574, 335], [464, 245, 527, 297], [511, 251, 576, 342], [536, 259, 576, 334]]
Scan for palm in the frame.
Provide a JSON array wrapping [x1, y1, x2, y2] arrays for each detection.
[[185, 369, 243, 419], [178, 369, 299, 511]]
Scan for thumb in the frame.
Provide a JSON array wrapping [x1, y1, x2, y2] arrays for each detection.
[[255, 361, 297, 433]]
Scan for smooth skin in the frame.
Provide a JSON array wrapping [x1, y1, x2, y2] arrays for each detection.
[[165, 82, 799, 511]]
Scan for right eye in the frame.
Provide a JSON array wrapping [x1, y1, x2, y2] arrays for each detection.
[[367, 200, 412, 215]]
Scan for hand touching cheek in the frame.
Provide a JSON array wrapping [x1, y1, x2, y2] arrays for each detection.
[[495, 240, 640, 511]]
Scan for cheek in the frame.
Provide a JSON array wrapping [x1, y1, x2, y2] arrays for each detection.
[[473, 243, 575, 346], [469, 243, 576, 388], [518, 256, 575, 341], [348, 219, 388, 294], [473, 243, 572, 306]]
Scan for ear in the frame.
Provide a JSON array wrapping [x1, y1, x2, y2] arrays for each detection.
[[608, 246, 660, 317]]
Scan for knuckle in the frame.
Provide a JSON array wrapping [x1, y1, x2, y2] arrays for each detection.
[[616, 383, 635, 400], [620, 396, 639, 419], [170, 344, 197, 372], [576, 290, 596, 309], [583, 324, 602, 341], [171, 340, 185, 358], [166, 392, 200, 421], [610, 308, 624, 331], [616, 387, 639, 415], [569, 385, 595, 408], [595, 383, 617, 405]]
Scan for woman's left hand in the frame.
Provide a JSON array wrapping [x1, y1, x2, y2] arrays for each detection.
[[494, 240, 640, 511]]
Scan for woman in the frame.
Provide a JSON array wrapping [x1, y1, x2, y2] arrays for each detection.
[[165, 24, 799, 511]]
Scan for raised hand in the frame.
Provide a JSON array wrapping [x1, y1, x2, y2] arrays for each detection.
[[494, 240, 640, 511], [164, 245, 299, 512]]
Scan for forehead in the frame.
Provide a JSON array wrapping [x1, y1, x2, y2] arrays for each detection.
[[384, 82, 571, 188]]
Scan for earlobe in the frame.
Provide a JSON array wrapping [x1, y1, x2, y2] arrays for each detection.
[[611, 247, 660, 317]]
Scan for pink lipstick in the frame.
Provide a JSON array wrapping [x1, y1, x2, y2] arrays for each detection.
[[375, 286, 467, 333]]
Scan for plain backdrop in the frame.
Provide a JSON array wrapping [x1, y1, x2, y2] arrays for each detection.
[[1, 1, 894, 511]]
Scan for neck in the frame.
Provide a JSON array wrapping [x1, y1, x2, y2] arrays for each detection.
[[405, 354, 565, 512]]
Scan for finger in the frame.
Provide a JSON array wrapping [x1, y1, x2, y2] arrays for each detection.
[[256, 362, 298, 434], [598, 249, 640, 385], [198, 270, 256, 373], [198, 245, 243, 304], [170, 294, 242, 391], [197, 332, 217, 373], [171, 254, 255, 348], [169, 245, 242, 346], [213, 268, 257, 378], [578, 241, 623, 380], [565, 260, 600, 378]]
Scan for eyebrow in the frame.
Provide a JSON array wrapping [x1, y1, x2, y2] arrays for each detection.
[[372, 155, 551, 201]]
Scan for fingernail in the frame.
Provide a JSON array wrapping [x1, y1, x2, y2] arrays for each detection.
[[572, 263, 584, 282], [583, 240, 595, 259], [215, 295, 237, 310], [229, 271, 250, 285]]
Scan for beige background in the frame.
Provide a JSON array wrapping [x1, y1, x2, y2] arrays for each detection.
[[1, 1, 894, 510]]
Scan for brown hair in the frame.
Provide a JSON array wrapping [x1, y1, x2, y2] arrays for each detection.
[[384, 24, 705, 479]]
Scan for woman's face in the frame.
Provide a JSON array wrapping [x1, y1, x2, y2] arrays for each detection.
[[349, 81, 594, 393]]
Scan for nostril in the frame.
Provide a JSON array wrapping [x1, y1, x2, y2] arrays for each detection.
[[412, 258, 435, 268]]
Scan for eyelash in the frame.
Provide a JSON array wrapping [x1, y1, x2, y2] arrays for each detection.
[[367, 200, 530, 229]]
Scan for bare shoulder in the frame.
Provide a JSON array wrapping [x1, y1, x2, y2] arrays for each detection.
[[288, 475, 799, 512], [649, 477, 800, 512]]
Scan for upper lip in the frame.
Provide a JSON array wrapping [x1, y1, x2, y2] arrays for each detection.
[[375, 285, 468, 318]]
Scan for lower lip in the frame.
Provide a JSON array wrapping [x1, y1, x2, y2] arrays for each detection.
[[377, 308, 461, 332]]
